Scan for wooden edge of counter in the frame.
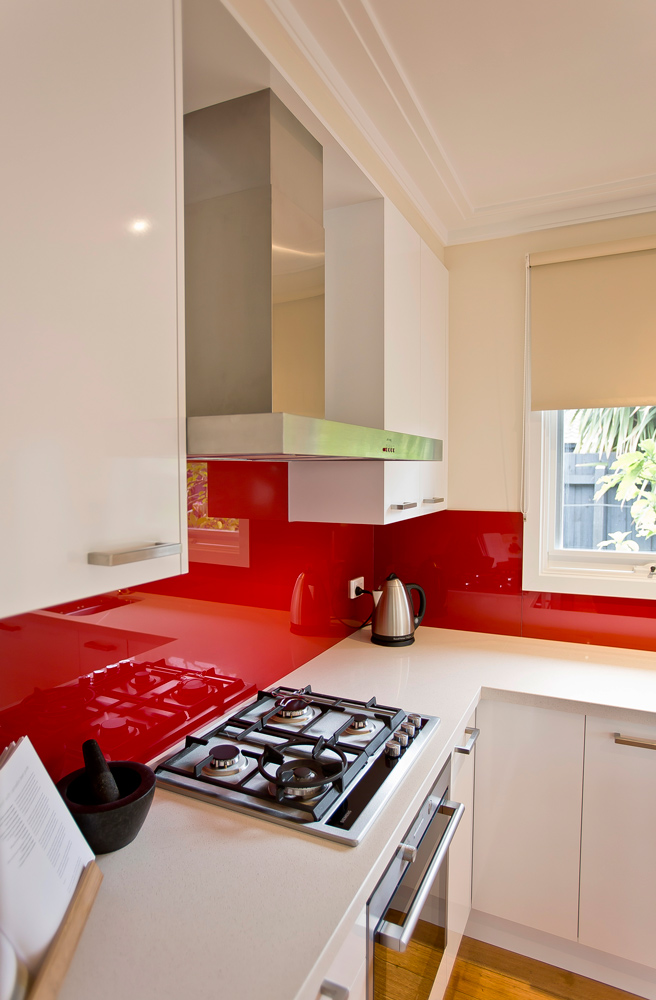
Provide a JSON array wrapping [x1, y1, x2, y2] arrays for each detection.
[[29, 861, 103, 1000]]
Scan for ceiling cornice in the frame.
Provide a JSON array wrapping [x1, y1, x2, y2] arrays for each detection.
[[221, 0, 656, 246]]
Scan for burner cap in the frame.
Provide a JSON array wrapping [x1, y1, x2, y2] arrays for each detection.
[[210, 744, 240, 765], [275, 697, 311, 718], [351, 714, 368, 730], [292, 765, 315, 780]]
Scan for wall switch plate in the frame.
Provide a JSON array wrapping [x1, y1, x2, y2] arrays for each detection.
[[348, 576, 365, 599]]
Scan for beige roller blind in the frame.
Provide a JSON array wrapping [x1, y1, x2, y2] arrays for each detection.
[[529, 235, 656, 411]]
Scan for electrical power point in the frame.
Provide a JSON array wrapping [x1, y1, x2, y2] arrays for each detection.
[[348, 576, 365, 600]]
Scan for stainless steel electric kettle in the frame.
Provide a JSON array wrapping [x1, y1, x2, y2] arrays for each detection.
[[371, 573, 426, 647]]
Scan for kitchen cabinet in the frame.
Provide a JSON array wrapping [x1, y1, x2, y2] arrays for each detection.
[[316, 906, 367, 1000], [0, 0, 187, 620], [426, 712, 478, 1000], [578, 714, 656, 967], [289, 199, 447, 525], [472, 699, 584, 940]]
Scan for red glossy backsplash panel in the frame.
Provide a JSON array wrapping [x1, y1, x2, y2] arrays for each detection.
[[375, 509, 656, 651], [4, 457, 656, 775], [375, 510, 523, 636]]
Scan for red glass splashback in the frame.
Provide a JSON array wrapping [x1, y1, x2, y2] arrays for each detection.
[[4, 456, 656, 777], [374, 509, 656, 651], [0, 658, 256, 782]]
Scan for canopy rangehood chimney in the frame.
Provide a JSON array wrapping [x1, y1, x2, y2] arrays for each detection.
[[185, 89, 441, 462]]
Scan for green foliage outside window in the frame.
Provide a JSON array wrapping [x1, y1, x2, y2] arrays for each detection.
[[573, 407, 656, 548]]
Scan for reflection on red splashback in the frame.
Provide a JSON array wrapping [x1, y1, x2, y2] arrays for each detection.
[[5, 477, 656, 777], [375, 511, 523, 636], [0, 659, 256, 782], [375, 509, 656, 652]]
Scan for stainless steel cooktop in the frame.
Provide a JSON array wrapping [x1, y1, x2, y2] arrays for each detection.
[[154, 684, 439, 845]]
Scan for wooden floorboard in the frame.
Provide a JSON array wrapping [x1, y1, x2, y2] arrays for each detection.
[[444, 938, 643, 1000]]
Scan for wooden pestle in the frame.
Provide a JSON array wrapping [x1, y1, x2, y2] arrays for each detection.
[[82, 739, 121, 803]]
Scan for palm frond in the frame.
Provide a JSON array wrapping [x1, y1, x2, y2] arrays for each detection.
[[574, 406, 656, 456]]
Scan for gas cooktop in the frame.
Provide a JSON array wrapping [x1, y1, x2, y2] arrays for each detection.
[[154, 684, 440, 845]]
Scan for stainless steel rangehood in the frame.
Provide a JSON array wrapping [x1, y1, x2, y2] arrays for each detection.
[[184, 89, 441, 462]]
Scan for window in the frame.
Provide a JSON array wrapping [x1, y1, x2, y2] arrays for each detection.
[[524, 408, 656, 598], [524, 235, 656, 599], [186, 462, 249, 567]]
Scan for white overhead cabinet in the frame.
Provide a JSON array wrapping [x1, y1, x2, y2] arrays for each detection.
[[289, 199, 447, 524], [0, 0, 187, 618]]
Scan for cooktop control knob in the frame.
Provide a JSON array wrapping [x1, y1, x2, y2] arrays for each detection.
[[401, 722, 416, 739], [385, 740, 401, 758], [395, 730, 409, 747], [408, 714, 422, 729]]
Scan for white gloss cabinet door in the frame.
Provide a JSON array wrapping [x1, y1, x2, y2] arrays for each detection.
[[317, 906, 367, 1000], [419, 241, 448, 513], [472, 700, 584, 940], [578, 715, 656, 967], [383, 202, 422, 436], [291, 200, 447, 525], [429, 712, 477, 1000], [0, 0, 186, 617]]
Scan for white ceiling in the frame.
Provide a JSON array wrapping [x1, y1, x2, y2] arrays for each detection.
[[185, 0, 656, 244]]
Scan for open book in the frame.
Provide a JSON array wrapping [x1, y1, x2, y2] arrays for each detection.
[[0, 736, 94, 975]]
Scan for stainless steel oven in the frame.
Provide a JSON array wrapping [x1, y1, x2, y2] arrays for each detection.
[[366, 760, 463, 1000]]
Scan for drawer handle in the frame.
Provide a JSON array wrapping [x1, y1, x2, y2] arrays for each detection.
[[390, 502, 418, 511], [614, 732, 656, 751], [455, 727, 480, 755], [422, 497, 444, 504], [83, 641, 118, 652], [319, 981, 349, 1000], [88, 542, 181, 566], [377, 800, 465, 952]]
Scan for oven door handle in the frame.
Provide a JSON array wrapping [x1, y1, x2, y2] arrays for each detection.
[[376, 800, 465, 953]]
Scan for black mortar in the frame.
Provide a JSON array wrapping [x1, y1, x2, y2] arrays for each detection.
[[57, 760, 156, 854]]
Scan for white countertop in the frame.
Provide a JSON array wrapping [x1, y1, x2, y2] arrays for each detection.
[[57, 627, 656, 1000]]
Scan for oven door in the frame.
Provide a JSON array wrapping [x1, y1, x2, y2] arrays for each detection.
[[367, 762, 464, 1000]]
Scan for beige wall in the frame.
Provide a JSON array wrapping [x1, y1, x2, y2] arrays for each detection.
[[445, 210, 656, 511]]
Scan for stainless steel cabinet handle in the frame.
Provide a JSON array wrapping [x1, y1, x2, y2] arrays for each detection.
[[422, 497, 444, 504], [390, 502, 418, 510], [88, 542, 181, 566], [455, 727, 480, 755], [319, 981, 349, 1000], [376, 800, 465, 952], [614, 732, 656, 751]]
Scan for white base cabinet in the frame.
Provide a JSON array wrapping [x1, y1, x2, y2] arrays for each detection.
[[472, 699, 584, 940], [579, 714, 656, 968], [427, 712, 477, 1000], [317, 907, 367, 1000], [0, 0, 187, 619], [470, 697, 656, 998]]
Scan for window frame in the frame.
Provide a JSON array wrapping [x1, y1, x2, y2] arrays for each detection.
[[523, 410, 656, 599]]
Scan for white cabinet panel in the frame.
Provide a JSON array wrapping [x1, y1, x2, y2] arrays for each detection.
[[579, 715, 656, 967], [383, 202, 422, 436], [317, 906, 367, 1000], [472, 700, 584, 940], [449, 713, 476, 946], [0, 0, 186, 617], [294, 199, 447, 524], [429, 712, 477, 1000]]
